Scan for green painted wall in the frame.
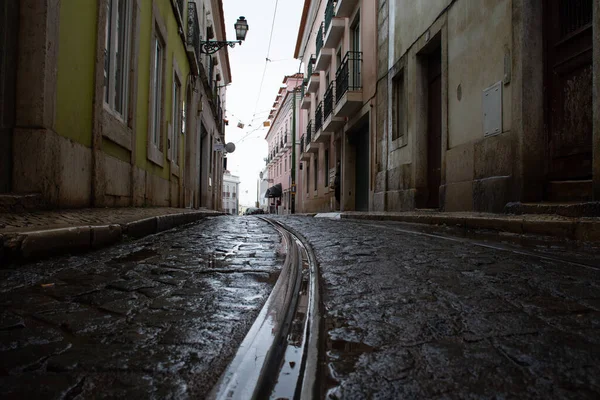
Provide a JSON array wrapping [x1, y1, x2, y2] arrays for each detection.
[[135, 0, 190, 180], [102, 139, 131, 163], [55, 0, 97, 147]]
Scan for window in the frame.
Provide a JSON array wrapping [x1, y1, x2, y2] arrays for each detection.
[[324, 149, 329, 187], [392, 70, 406, 141], [172, 74, 182, 164], [150, 32, 165, 148], [104, 0, 132, 120]]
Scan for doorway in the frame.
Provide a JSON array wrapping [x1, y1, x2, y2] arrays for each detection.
[[426, 48, 442, 208], [353, 116, 369, 211], [544, 0, 593, 201], [0, 1, 19, 193]]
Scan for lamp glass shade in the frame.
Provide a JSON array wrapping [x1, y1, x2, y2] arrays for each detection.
[[235, 16, 248, 41]]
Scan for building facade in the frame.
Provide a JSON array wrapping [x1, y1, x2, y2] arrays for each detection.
[[375, 0, 599, 212], [222, 170, 240, 215], [0, 0, 231, 210], [295, 0, 378, 212], [265, 74, 304, 214]]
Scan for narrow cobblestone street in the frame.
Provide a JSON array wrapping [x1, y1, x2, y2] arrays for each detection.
[[0, 216, 283, 398], [272, 216, 600, 399], [2, 215, 600, 399]]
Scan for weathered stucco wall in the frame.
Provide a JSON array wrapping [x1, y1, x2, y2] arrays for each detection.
[[393, 0, 450, 59], [447, 0, 512, 148]]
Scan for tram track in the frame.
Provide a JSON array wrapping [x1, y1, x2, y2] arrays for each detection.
[[208, 218, 321, 400]]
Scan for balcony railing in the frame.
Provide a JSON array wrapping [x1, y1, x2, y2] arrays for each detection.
[[325, 0, 336, 33], [315, 101, 323, 133], [316, 23, 324, 58], [300, 135, 305, 152], [336, 51, 362, 104], [306, 120, 313, 149], [187, 2, 201, 75], [324, 82, 334, 120]]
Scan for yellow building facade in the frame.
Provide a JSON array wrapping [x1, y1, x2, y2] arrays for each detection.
[[0, 0, 230, 210]]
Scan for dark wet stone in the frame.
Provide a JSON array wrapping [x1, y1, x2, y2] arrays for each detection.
[[0, 372, 83, 399], [0, 311, 25, 330]]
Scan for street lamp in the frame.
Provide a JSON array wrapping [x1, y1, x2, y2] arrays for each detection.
[[200, 16, 249, 54]]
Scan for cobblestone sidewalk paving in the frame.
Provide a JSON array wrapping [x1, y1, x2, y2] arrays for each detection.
[[0, 216, 283, 398], [274, 216, 600, 399]]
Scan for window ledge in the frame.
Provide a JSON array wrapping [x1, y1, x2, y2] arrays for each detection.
[[147, 144, 164, 167], [390, 136, 408, 152], [171, 161, 181, 177], [102, 108, 133, 150]]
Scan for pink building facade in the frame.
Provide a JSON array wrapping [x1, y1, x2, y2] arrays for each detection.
[[265, 74, 304, 214]]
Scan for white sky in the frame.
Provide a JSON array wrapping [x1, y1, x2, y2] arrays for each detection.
[[222, 0, 304, 207]]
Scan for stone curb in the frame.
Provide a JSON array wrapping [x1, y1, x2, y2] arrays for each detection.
[[339, 213, 600, 242], [0, 211, 223, 265]]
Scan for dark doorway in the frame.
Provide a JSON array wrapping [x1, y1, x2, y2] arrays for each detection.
[[0, 1, 19, 193], [199, 123, 207, 207], [426, 48, 442, 208], [354, 116, 369, 211], [544, 0, 593, 200]]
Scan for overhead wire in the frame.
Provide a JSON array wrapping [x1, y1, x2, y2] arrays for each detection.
[[250, 0, 280, 122]]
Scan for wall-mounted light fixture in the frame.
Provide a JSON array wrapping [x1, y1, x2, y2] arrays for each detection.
[[200, 16, 249, 54]]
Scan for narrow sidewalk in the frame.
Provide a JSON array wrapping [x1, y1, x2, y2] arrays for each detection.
[[315, 210, 600, 242], [0, 207, 224, 264]]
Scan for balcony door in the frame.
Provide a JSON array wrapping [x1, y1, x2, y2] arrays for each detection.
[[544, 0, 593, 200], [0, 1, 19, 193]]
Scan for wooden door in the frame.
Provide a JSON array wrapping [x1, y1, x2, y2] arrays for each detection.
[[545, 0, 593, 185], [427, 50, 442, 208], [0, 1, 19, 193]]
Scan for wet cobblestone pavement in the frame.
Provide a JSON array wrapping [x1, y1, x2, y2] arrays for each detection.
[[0, 216, 283, 399], [271, 216, 600, 399]]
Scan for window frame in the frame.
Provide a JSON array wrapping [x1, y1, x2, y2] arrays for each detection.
[[104, 0, 133, 123], [147, 2, 168, 167], [170, 57, 183, 175]]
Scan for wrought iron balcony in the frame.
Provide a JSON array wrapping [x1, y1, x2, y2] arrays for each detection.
[[324, 82, 334, 120], [306, 120, 313, 148], [300, 135, 304, 152], [336, 51, 362, 104], [325, 0, 336, 33], [186, 2, 201, 75], [316, 23, 324, 58], [315, 101, 323, 133]]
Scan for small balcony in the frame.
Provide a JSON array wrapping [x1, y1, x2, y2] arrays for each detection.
[[315, 47, 333, 71], [186, 2, 201, 76], [324, 0, 346, 49], [335, 0, 359, 18], [300, 135, 311, 161], [306, 56, 319, 93], [315, 23, 324, 59], [305, 120, 318, 153], [334, 51, 362, 117], [313, 101, 327, 143], [300, 93, 312, 110], [284, 133, 291, 149], [322, 81, 345, 133]]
